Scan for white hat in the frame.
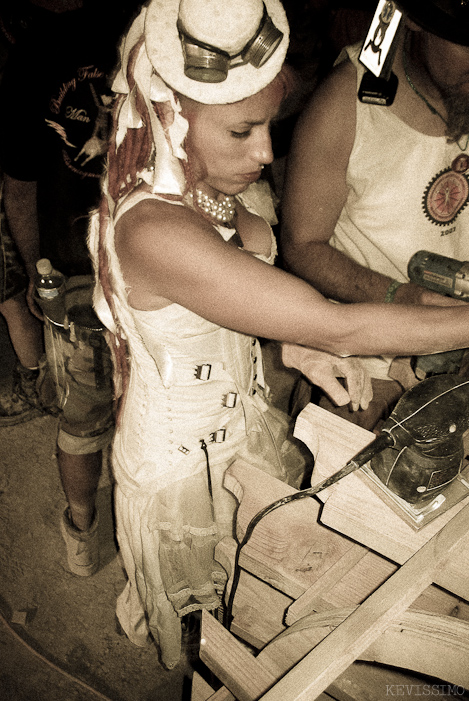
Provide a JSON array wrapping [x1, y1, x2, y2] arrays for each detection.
[[144, 0, 289, 104]]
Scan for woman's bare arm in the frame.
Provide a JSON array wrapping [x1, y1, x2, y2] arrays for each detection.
[[115, 198, 469, 358]]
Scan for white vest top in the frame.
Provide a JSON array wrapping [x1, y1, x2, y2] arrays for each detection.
[[332, 43, 469, 379], [89, 181, 297, 496]]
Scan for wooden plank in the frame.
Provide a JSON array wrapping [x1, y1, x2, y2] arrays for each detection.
[[361, 610, 469, 688], [223, 460, 361, 599], [319, 494, 469, 599], [218, 541, 458, 651], [200, 608, 469, 701], [231, 605, 285, 651], [413, 586, 469, 620], [220, 460, 469, 645], [199, 610, 277, 701], [294, 403, 469, 601], [258, 501, 469, 700], [259, 609, 469, 694], [207, 688, 235, 701], [191, 671, 217, 701], [285, 544, 368, 625], [200, 612, 348, 701], [293, 403, 374, 501], [216, 537, 293, 648]]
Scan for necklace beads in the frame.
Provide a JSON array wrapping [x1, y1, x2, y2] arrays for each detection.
[[195, 189, 236, 224]]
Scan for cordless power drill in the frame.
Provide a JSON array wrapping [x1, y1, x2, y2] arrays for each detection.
[[408, 250, 469, 300], [407, 250, 469, 379]]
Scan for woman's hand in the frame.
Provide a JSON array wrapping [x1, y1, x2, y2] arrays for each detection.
[[281, 343, 373, 412]]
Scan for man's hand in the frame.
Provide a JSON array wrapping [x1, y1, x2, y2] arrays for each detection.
[[282, 343, 373, 412], [393, 282, 468, 307], [27, 279, 44, 321]]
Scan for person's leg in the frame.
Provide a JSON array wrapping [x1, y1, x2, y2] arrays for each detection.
[[0, 292, 43, 369], [0, 216, 44, 421], [58, 441, 104, 577], [0, 202, 43, 373], [0, 293, 45, 424], [57, 447, 102, 531], [52, 276, 115, 574]]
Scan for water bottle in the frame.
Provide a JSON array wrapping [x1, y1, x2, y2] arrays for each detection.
[[35, 258, 66, 324]]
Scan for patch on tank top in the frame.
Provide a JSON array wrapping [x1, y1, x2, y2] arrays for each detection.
[[423, 166, 469, 226]]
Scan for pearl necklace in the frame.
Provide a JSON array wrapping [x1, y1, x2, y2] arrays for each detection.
[[191, 189, 236, 224]]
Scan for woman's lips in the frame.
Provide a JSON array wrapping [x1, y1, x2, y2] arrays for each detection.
[[240, 170, 262, 183]]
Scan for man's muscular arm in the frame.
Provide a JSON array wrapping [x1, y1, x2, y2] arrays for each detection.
[[280, 59, 459, 307]]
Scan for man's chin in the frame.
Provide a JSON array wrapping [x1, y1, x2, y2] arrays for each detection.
[[444, 92, 469, 143]]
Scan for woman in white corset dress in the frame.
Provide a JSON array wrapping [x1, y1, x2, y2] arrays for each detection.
[[89, 0, 469, 669]]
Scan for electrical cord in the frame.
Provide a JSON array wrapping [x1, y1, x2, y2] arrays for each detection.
[[0, 606, 114, 701], [223, 432, 393, 629]]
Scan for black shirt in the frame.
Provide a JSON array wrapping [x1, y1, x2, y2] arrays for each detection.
[[0, 3, 136, 277]]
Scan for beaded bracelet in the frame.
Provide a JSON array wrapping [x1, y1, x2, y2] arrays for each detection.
[[384, 279, 403, 303]]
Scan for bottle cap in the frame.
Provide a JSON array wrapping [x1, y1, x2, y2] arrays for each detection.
[[36, 258, 53, 275]]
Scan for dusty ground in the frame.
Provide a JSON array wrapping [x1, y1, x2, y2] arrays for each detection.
[[0, 411, 202, 701]]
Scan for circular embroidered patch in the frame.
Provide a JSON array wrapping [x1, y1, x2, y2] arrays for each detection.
[[423, 168, 469, 225]]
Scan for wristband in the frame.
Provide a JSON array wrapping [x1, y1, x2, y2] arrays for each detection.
[[384, 279, 403, 303]]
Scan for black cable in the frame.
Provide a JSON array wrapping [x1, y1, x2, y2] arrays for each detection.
[[200, 438, 213, 499], [0, 608, 113, 700], [223, 432, 393, 629]]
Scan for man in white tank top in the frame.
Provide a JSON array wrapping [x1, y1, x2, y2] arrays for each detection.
[[281, 0, 469, 430]]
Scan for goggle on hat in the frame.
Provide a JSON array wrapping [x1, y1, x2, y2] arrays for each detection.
[[144, 0, 289, 104]]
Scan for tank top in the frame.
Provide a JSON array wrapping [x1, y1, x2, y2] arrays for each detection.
[[333, 43, 469, 379]]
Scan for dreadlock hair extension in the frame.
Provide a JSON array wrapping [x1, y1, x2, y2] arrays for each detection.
[[94, 45, 151, 422], [96, 41, 195, 422], [153, 98, 194, 203], [97, 194, 130, 424], [97, 42, 160, 423], [107, 40, 154, 203]]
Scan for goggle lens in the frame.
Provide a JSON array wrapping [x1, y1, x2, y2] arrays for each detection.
[[242, 13, 283, 68], [182, 42, 230, 83]]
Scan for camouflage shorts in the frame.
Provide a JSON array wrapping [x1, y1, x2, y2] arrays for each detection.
[[42, 276, 115, 455]]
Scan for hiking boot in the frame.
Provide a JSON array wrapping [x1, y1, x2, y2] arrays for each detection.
[[0, 386, 40, 426], [60, 507, 99, 577]]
